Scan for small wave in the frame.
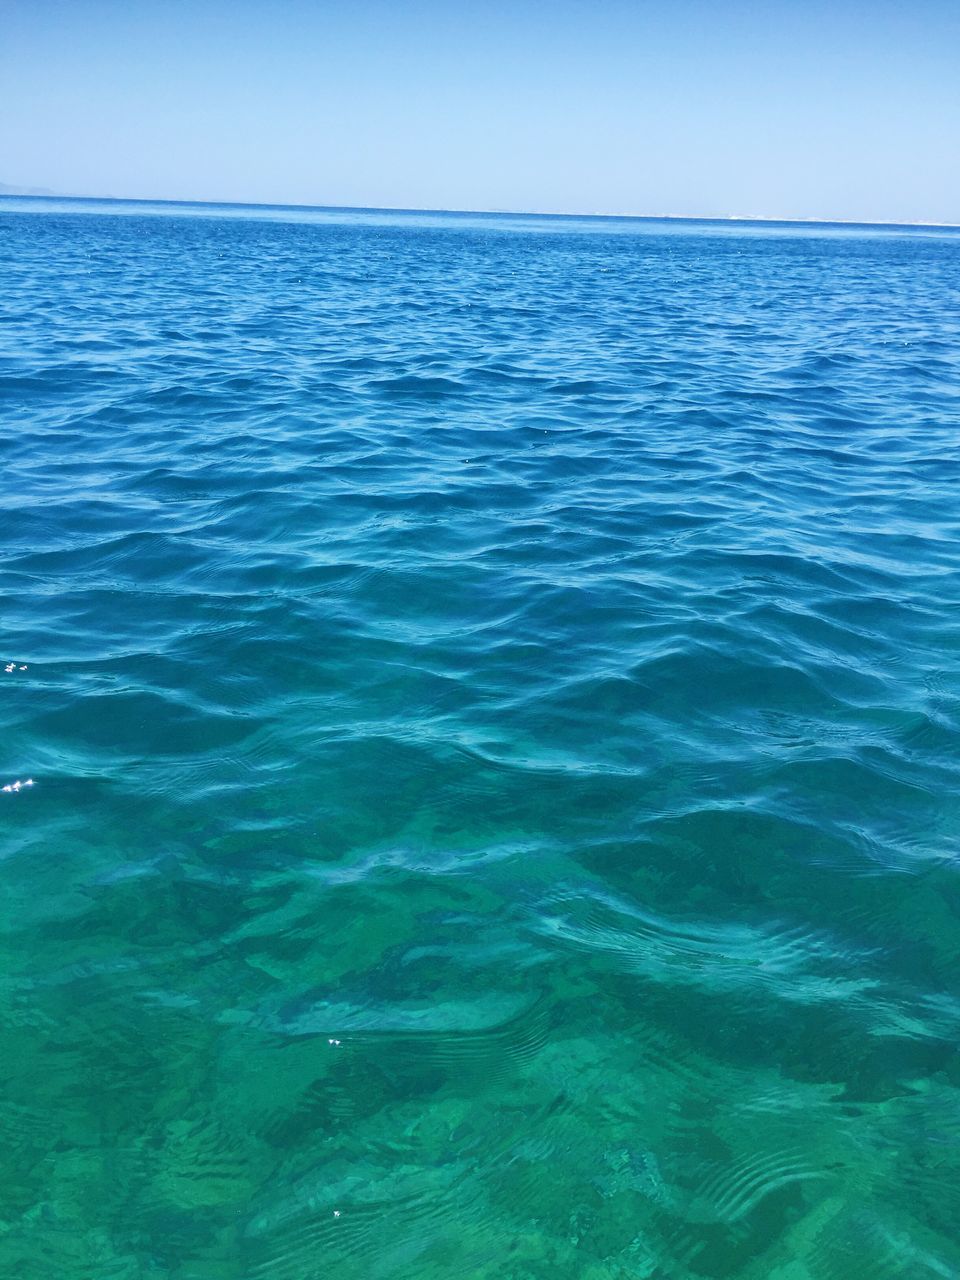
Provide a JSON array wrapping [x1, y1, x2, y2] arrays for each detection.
[[371, 374, 467, 397]]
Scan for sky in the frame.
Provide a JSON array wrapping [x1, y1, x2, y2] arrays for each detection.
[[2, 0, 959, 222]]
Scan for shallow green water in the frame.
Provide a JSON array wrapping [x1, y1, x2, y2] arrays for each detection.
[[1, 199, 959, 1278]]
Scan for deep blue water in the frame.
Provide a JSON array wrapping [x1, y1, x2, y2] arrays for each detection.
[[1, 198, 959, 1278]]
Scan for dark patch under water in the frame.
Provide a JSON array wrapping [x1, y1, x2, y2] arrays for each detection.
[[1, 198, 959, 1278]]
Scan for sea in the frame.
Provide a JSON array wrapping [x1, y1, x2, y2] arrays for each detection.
[[1, 196, 959, 1279]]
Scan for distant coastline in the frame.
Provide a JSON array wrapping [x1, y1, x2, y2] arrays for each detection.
[[0, 182, 57, 197], [1, 189, 958, 230]]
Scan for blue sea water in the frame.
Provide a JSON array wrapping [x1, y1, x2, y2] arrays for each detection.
[[1, 197, 959, 1279]]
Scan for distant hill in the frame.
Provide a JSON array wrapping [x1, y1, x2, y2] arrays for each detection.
[[0, 182, 57, 196]]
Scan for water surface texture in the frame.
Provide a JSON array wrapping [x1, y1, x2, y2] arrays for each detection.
[[2, 199, 960, 1279]]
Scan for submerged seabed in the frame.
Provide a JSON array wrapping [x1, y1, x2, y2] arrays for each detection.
[[1, 199, 959, 1278]]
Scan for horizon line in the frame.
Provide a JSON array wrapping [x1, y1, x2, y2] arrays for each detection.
[[1, 190, 959, 230]]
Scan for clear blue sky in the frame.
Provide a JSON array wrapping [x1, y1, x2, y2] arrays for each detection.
[[2, 0, 958, 222]]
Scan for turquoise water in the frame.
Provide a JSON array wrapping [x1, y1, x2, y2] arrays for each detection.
[[1, 198, 959, 1278]]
